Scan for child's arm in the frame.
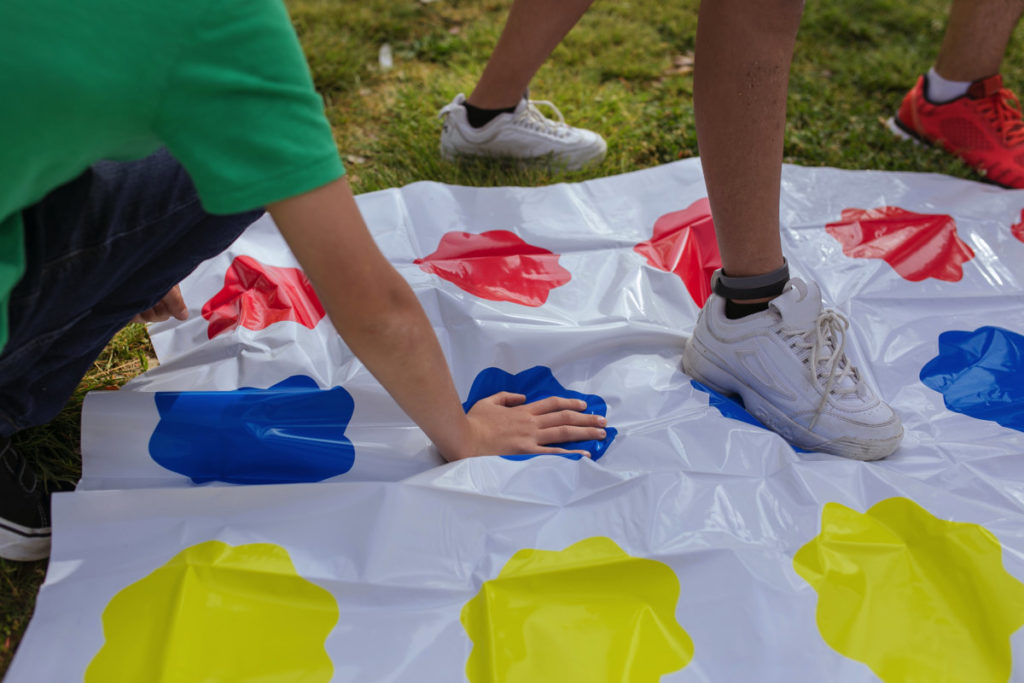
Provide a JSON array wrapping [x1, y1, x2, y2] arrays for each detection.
[[268, 177, 607, 461]]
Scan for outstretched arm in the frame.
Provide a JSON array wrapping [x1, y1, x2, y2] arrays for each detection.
[[268, 178, 606, 461]]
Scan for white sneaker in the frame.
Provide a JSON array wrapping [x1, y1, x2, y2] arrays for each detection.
[[682, 278, 903, 460], [438, 93, 607, 170]]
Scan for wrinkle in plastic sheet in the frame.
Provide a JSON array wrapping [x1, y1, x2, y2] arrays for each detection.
[[11, 159, 1024, 682], [201, 254, 326, 339]]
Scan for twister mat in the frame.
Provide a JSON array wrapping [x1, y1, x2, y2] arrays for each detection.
[[8, 159, 1024, 682]]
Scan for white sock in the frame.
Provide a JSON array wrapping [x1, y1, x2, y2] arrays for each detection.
[[926, 67, 972, 103]]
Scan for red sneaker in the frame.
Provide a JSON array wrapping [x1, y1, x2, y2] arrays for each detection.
[[888, 74, 1024, 188]]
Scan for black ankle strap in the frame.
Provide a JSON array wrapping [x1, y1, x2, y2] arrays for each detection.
[[711, 260, 790, 300]]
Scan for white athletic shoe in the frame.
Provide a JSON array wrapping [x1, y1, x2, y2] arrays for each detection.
[[438, 93, 607, 170], [682, 278, 903, 460], [0, 441, 52, 561]]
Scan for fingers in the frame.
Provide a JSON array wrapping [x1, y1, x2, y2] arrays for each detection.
[[133, 301, 171, 324], [537, 424, 608, 445], [130, 286, 189, 324], [132, 308, 162, 324], [151, 299, 174, 321], [485, 392, 527, 407], [535, 410, 606, 430], [525, 396, 588, 415], [163, 285, 189, 321], [482, 395, 590, 415], [530, 446, 592, 458]]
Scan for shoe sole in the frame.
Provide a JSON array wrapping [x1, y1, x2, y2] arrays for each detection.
[[885, 116, 924, 146], [682, 338, 901, 461], [885, 116, 1022, 190], [439, 146, 607, 172], [0, 519, 51, 561]]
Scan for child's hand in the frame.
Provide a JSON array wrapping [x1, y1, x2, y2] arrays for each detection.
[[132, 285, 188, 324], [451, 392, 608, 461]]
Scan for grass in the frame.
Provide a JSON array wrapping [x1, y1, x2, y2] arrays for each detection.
[[3, 0, 1023, 674]]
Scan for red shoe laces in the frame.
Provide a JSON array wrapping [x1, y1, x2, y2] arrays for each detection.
[[976, 89, 1024, 146]]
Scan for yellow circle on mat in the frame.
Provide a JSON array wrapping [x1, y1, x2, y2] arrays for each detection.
[[461, 536, 693, 682], [86, 540, 338, 682], [794, 497, 1024, 682]]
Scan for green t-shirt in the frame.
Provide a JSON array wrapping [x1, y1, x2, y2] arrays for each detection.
[[0, 0, 345, 353]]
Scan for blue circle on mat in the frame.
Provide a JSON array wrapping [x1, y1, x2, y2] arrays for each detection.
[[462, 366, 617, 461], [149, 375, 356, 484], [920, 326, 1024, 433]]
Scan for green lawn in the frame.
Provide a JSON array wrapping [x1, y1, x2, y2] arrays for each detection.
[[3, 0, 1022, 673]]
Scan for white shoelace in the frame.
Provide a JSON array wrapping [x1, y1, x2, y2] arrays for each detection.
[[514, 100, 570, 138], [780, 309, 859, 428]]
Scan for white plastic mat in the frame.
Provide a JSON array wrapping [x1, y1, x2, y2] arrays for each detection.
[[9, 159, 1024, 682]]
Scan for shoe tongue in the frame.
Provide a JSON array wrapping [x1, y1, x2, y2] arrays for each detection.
[[968, 74, 1003, 99], [768, 278, 821, 329]]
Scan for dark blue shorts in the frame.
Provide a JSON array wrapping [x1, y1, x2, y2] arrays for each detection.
[[0, 149, 261, 437]]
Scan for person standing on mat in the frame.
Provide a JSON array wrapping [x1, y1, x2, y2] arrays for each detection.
[[682, 0, 904, 461], [437, 0, 905, 459]]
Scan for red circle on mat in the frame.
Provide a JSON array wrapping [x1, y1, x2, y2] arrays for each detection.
[[634, 198, 721, 308], [202, 255, 326, 339], [415, 230, 570, 307], [826, 206, 975, 282]]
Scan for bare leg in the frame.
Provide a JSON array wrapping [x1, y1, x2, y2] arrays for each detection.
[[467, 0, 595, 110], [934, 0, 1024, 81], [694, 0, 803, 292], [685, 1, 903, 460]]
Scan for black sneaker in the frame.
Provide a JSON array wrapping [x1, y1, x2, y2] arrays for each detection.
[[0, 440, 51, 561]]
